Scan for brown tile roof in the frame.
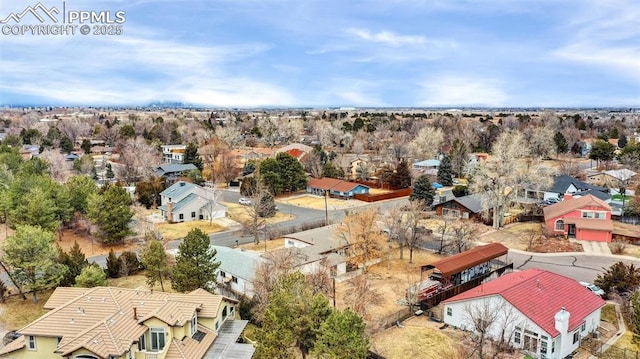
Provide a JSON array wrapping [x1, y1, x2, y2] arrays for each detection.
[[44, 287, 90, 309], [422, 243, 508, 277], [331, 180, 366, 193], [0, 334, 25, 355], [13, 287, 229, 359], [543, 194, 612, 220], [564, 217, 614, 231], [165, 324, 216, 359]]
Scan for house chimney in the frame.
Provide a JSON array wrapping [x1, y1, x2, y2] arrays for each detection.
[[167, 199, 173, 223], [133, 307, 138, 320], [554, 307, 570, 334]]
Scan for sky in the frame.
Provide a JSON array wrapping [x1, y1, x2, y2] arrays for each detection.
[[0, 0, 638, 107]]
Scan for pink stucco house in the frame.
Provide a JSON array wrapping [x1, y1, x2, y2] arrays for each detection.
[[543, 194, 613, 242]]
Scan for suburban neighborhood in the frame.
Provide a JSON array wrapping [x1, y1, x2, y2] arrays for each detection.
[[0, 106, 640, 359]]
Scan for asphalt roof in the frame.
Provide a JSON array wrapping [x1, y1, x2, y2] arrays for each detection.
[[421, 243, 508, 277], [452, 194, 485, 213], [549, 175, 607, 194], [212, 246, 263, 282], [443, 269, 605, 337], [161, 181, 198, 199], [156, 163, 198, 176]]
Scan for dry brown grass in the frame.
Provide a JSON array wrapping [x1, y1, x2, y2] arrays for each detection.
[[224, 202, 294, 224], [368, 188, 392, 195], [283, 195, 365, 210], [335, 248, 444, 325], [107, 273, 176, 293], [371, 317, 461, 359], [155, 220, 225, 241], [238, 238, 286, 252], [0, 290, 53, 330], [56, 230, 137, 257]]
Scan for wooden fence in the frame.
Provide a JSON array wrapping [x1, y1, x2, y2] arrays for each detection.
[[354, 188, 412, 202]]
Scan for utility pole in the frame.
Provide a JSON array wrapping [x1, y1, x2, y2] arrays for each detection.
[[324, 190, 329, 225]]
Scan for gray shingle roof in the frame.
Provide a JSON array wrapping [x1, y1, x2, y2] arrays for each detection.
[[155, 163, 197, 176], [452, 194, 485, 213], [161, 181, 198, 199], [213, 246, 263, 282]]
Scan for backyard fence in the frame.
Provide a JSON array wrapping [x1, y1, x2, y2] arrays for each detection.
[[354, 188, 412, 202]]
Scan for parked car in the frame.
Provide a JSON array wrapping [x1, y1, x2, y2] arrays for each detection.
[[579, 281, 605, 296], [238, 197, 252, 205]]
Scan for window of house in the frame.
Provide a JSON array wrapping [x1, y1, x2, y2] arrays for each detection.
[[128, 350, 133, 359], [523, 330, 539, 353], [552, 340, 555, 353], [191, 211, 196, 218], [595, 212, 606, 219], [137, 334, 146, 351], [222, 306, 228, 318], [540, 337, 548, 355], [230, 306, 235, 318], [27, 335, 36, 350], [150, 328, 166, 351], [446, 307, 452, 316], [582, 211, 593, 218], [232, 276, 238, 283], [179, 213, 184, 220], [514, 327, 522, 344], [215, 321, 219, 330], [582, 322, 586, 332], [191, 314, 198, 336], [220, 271, 226, 277], [573, 330, 580, 344], [555, 219, 564, 231]]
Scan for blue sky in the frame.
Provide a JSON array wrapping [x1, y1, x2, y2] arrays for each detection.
[[0, 0, 638, 107]]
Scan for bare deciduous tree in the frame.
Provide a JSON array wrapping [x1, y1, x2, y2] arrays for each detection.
[[252, 248, 306, 323], [528, 126, 556, 159], [470, 130, 552, 228], [334, 208, 386, 273], [216, 150, 240, 184], [463, 299, 524, 359], [344, 274, 383, 321], [215, 125, 243, 149], [450, 220, 477, 253], [40, 149, 70, 182], [117, 137, 161, 184], [409, 126, 444, 161]]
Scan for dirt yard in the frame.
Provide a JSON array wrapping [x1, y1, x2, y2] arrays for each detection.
[[480, 222, 584, 253], [334, 248, 444, 329], [371, 316, 462, 359], [155, 220, 225, 241], [56, 230, 138, 257], [282, 194, 367, 210]]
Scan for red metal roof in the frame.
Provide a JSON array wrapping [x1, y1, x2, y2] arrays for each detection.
[[443, 269, 605, 337], [423, 243, 508, 277], [286, 148, 305, 159], [307, 177, 368, 193], [307, 177, 343, 191]]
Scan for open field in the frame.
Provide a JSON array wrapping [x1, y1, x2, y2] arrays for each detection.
[[282, 194, 366, 210]]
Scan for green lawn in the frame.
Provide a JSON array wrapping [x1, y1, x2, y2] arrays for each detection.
[[611, 194, 633, 201]]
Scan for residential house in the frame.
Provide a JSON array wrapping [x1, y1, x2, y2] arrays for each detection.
[[519, 175, 610, 203], [19, 145, 40, 160], [274, 143, 313, 161], [336, 154, 371, 181], [306, 177, 370, 199], [587, 169, 636, 189], [543, 194, 613, 242], [0, 286, 253, 359], [154, 164, 198, 183], [283, 225, 350, 276], [413, 159, 440, 176], [158, 181, 226, 223], [228, 148, 273, 167], [434, 194, 491, 225], [213, 245, 264, 298], [161, 145, 186, 164], [443, 269, 605, 359]]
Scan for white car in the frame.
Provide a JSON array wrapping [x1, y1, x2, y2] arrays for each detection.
[[238, 197, 252, 205], [579, 281, 605, 296]]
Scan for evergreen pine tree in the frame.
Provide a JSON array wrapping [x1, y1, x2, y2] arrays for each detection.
[[410, 175, 435, 208], [172, 228, 220, 292], [437, 156, 454, 186]]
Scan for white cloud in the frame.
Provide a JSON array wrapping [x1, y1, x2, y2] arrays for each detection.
[[347, 28, 427, 47], [553, 0, 640, 79], [418, 76, 508, 107]]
